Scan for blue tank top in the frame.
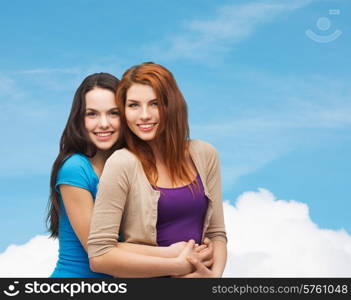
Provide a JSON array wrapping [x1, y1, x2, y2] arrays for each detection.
[[50, 153, 111, 278]]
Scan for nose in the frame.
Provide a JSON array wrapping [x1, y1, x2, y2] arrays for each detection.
[[140, 105, 151, 120], [98, 114, 110, 128]]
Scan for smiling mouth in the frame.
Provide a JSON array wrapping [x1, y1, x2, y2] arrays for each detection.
[[94, 131, 114, 137], [137, 123, 157, 129]]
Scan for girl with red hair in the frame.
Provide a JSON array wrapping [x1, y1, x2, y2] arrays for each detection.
[[88, 62, 227, 277]]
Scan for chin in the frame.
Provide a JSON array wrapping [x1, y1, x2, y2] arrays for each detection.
[[137, 135, 156, 141], [97, 145, 115, 152], [93, 140, 117, 150]]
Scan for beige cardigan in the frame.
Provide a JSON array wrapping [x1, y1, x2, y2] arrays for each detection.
[[87, 139, 227, 258]]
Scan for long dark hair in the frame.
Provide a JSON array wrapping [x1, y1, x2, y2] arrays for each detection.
[[46, 73, 120, 238]]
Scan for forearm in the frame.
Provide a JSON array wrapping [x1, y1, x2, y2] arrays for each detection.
[[90, 247, 184, 278], [210, 240, 227, 277], [116, 242, 174, 258]]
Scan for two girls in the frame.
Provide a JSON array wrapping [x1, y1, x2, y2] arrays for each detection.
[[87, 63, 227, 277], [48, 71, 215, 278]]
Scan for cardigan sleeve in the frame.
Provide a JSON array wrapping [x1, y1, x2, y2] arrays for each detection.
[[87, 150, 135, 258], [204, 144, 227, 244]]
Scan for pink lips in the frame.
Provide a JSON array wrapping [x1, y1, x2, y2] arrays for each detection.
[[138, 124, 157, 132], [94, 132, 114, 141]]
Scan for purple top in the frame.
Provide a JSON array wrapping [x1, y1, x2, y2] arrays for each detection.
[[155, 175, 209, 246]]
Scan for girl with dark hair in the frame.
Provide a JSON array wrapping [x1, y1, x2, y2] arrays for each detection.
[[47, 72, 121, 277], [87, 63, 227, 277], [47, 72, 205, 278]]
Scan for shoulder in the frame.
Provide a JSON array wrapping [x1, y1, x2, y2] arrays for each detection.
[[56, 153, 94, 191], [189, 139, 219, 158], [105, 148, 139, 172], [59, 153, 90, 174]]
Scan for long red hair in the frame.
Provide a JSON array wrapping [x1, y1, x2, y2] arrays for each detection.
[[116, 62, 193, 186]]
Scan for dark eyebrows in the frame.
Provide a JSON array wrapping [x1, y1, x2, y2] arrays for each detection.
[[126, 99, 158, 103], [85, 107, 118, 111]]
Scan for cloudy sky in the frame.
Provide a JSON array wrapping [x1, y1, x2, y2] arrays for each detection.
[[0, 0, 350, 276]]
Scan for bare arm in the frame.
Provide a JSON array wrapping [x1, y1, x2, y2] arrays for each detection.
[[116, 241, 187, 258], [60, 185, 95, 252], [210, 240, 227, 277], [90, 240, 196, 278], [87, 152, 201, 277]]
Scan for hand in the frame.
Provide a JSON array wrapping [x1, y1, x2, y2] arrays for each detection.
[[175, 256, 217, 278], [195, 238, 214, 268], [173, 239, 197, 276], [167, 241, 187, 258]]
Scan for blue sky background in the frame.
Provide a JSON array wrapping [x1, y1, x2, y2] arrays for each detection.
[[0, 0, 350, 252]]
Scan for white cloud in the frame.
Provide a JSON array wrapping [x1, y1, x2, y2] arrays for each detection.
[[1, 188, 350, 277], [148, 0, 314, 60], [0, 235, 58, 277], [223, 189, 351, 277]]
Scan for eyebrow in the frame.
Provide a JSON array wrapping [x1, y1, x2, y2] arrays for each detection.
[[85, 107, 118, 111], [126, 99, 158, 102]]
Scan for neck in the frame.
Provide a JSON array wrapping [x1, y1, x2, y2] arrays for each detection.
[[90, 150, 111, 170]]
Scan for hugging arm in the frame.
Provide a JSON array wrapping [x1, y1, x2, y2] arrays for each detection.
[[60, 184, 189, 259], [87, 153, 197, 277], [89, 240, 196, 278]]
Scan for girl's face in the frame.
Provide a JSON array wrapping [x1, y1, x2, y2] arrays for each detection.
[[84, 87, 120, 151], [125, 83, 160, 142]]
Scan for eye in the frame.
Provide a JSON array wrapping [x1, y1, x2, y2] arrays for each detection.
[[110, 110, 120, 116], [127, 103, 138, 108], [86, 111, 97, 117], [151, 101, 158, 107]]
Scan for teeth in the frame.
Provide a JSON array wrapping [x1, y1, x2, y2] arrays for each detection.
[[139, 124, 154, 129], [96, 132, 112, 137]]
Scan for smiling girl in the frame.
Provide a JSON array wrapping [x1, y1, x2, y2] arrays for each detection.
[[47, 73, 121, 277], [87, 62, 227, 277], [47, 72, 211, 278]]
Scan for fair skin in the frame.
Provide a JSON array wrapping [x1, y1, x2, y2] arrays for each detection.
[[123, 83, 227, 277], [176, 240, 227, 277], [61, 87, 120, 251], [125, 84, 195, 187], [61, 87, 214, 276]]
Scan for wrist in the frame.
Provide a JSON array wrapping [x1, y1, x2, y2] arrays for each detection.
[[211, 268, 223, 278], [169, 257, 182, 276], [169, 257, 191, 276], [165, 246, 177, 258], [212, 272, 222, 278]]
